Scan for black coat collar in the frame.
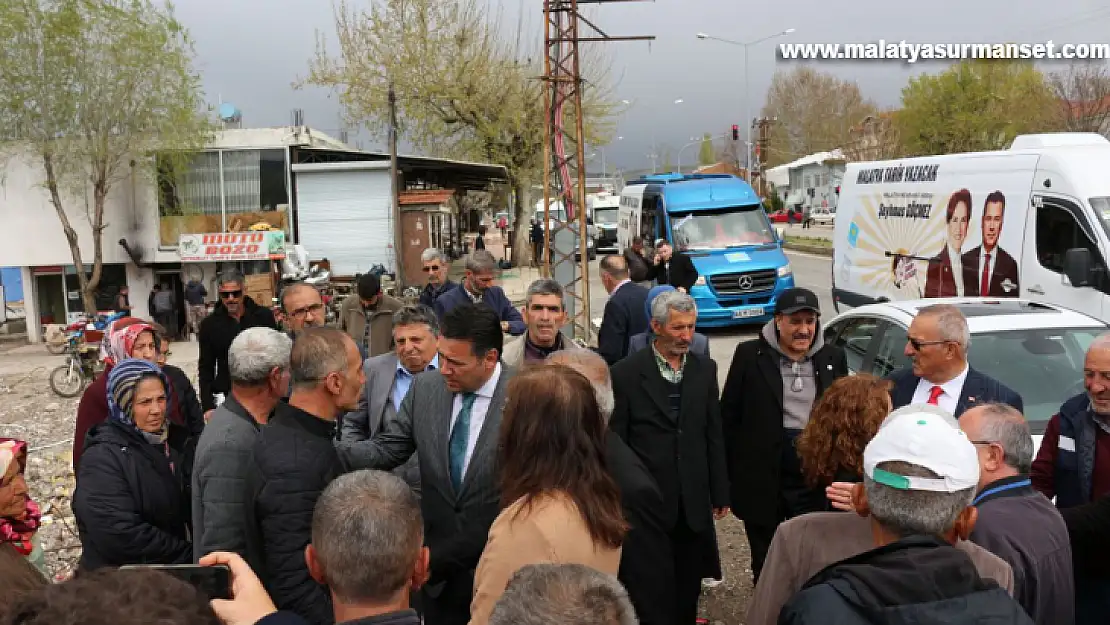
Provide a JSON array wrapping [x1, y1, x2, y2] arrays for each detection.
[[272, 400, 337, 439]]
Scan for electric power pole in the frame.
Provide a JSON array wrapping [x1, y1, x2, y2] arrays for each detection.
[[755, 117, 774, 198], [389, 83, 404, 289]]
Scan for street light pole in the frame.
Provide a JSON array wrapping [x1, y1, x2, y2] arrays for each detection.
[[696, 28, 795, 182]]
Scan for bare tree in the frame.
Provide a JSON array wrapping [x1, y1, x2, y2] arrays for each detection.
[[843, 111, 903, 162], [761, 67, 879, 167], [302, 0, 618, 266], [1048, 61, 1110, 135]]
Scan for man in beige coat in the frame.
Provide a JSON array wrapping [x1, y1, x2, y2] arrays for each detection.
[[500, 278, 582, 368], [339, 273, 403, 360]]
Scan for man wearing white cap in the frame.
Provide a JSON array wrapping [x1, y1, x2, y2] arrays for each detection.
[[777, 405, 1033, 624], [744, 404, 1016, 625]]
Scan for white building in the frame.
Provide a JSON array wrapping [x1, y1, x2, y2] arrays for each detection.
[[765, 149, 847, 212], [0, 126, 507, 342]]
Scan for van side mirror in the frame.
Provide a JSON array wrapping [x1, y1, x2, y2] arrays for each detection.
[[1064, 248, 1093, 287]]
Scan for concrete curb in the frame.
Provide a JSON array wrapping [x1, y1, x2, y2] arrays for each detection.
[[784, 243, 833, 257]]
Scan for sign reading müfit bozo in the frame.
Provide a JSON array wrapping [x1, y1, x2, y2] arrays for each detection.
[[178, 231, 286, 262]]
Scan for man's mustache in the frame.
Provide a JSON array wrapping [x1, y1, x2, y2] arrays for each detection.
[[791, 333, 812, 341]]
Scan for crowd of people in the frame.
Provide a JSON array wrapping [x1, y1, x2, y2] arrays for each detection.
[[1, 247, 1109, 625]]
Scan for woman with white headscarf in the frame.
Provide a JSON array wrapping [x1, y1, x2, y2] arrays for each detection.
[[72, 359, 192, 570]]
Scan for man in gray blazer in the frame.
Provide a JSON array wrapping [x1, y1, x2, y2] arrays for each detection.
[[336, 302, 510, 625], [192, 327, 292, 561], [339, 305, 441, 496]]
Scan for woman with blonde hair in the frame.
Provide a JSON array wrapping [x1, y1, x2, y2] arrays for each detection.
[[795, 373, 892, 511], [469, 364, 627, 625]]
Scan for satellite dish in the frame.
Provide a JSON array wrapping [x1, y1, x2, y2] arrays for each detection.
[[218, 102, 241, 122]]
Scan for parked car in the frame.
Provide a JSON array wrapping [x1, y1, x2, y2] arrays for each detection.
[[769, 208, 803, 224], [809, 207, 835, 225], [823, 297, 1108, 451]]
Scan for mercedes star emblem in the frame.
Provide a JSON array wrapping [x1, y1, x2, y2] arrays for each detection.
[[738, 276, 754, 290]]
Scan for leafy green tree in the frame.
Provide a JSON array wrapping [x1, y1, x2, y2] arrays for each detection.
[[303, 0, 619, 266], [698, 133, 715, 166], [897, 59, 1058, 156], [0, 0, 212, 313]]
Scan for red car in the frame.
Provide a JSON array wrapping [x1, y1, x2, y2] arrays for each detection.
[[769, 209, 803, 224]]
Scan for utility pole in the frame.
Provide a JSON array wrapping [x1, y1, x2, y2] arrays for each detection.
[[542, 0, 653, 342], [389, 82, 404, 290]]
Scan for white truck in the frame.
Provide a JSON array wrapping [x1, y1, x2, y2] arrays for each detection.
[[832, 133, 1110, 322]]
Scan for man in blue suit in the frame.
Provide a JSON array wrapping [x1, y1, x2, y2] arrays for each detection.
[[433, 249, 525, 336], [889, 303, 1022, 416]]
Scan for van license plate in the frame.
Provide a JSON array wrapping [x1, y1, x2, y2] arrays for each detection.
[[733, 308, 764, 319]]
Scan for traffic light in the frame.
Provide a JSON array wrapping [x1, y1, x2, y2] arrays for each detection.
[[731, 124, 739, 141], [835, 185, 840, 195]]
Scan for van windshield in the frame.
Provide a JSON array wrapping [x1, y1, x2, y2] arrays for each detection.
[[669, 205, 775, 251], [1091, 197, 1110, 234], [594, 207, 618, 225]]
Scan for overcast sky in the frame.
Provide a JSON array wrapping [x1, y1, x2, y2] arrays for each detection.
[[174, 0, 1110, 171]]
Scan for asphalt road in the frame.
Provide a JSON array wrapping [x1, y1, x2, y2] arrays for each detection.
[[696, 250, 833, 386]]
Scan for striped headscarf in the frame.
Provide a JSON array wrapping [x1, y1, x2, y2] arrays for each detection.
[[101, 318, 156, 366], [107, 359, 170, 444]]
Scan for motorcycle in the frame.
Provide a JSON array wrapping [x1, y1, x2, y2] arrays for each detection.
[[48, 334, 103, 398], [44, 310, 126, 355]]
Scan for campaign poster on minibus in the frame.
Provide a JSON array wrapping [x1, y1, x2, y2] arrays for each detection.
[[838, 161, 1028, 301]]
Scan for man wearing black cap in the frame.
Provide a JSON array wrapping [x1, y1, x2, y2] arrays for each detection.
[[338, 273, 403, 360], [720, 287, 849, 582]]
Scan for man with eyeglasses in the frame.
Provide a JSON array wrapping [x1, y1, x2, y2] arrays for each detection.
[[721, 287, 849, 582], [418, 248, 456, 310], [279, 283, 327, 336], [888, 303, 1021, 416], [960, 403, 1074, 624], [198, 270, 279, 412]]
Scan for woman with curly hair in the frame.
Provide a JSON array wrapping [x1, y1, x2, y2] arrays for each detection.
[[795, 374, 892, 512]]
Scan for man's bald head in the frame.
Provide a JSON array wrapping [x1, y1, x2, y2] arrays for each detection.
[[599, 255, 629, 280], [545, 350, 614, 420]]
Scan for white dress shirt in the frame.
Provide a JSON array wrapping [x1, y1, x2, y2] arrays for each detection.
[[449, 362, 503, 477], [911, 365, 969, 415], [948, 244, 964, 297]]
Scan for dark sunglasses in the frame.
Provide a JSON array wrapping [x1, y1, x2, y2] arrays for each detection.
[[422, 265, 441, 272], [907, 337, 951, 351], [219, 290, 242, 299]]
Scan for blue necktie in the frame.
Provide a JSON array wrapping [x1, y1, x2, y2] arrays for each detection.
[[449, 393, 478, 490]]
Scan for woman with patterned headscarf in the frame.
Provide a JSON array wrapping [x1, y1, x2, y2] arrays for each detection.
[[0, 438, 48, 604], [73, 318, 203, 472], [72, 359, 192, 570]]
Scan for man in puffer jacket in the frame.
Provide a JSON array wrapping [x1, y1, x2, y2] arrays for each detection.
[[779, 407, 1032, 624]]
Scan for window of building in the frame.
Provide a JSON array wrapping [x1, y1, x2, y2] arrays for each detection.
[[157, 148, 289, 246]]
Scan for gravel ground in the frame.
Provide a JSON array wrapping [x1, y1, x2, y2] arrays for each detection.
[[0, 340, 758, 622]]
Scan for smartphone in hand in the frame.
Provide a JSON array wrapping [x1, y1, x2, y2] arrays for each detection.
[[120, 564, 231, 600]]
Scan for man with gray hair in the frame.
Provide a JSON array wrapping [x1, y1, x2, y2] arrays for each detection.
[[193, 327, 293, 561], [547, 349, 672, 625], [889, 303, 1022, 415], [339, 305, 441, 496], [433, 249, 524, 335], [198, 269, 278, 411], [961, 403, 1074, 624], [502, 279, 582, 367], [487, 564, 637, 625], [418, 248, 456, 309], [304, 470, 427, 625], [610, 289, 729, 625], [245, 327, 364, 625], [1031, 332, 1110, 625], [777, 405, 1031, 623], [195, 470, 428, 625], [746, 404, 1016, 625]]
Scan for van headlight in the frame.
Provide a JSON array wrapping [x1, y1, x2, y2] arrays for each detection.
[[778, 264, 792, 277], [694, 276, 706, 286]]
